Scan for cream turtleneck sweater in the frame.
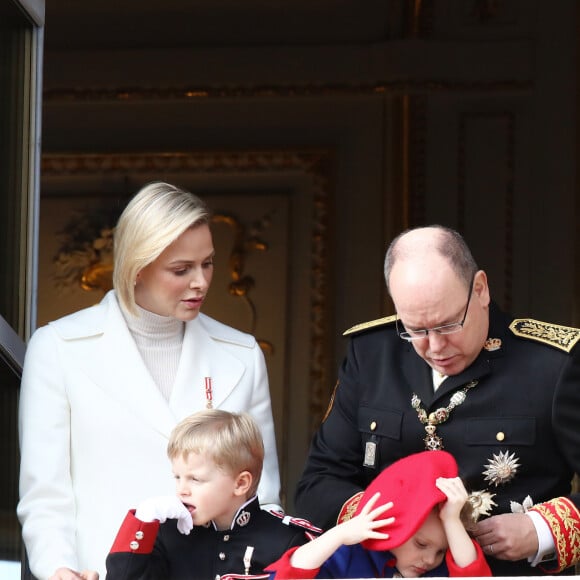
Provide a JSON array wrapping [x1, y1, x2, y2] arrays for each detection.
[[123, 305, 185, 401]]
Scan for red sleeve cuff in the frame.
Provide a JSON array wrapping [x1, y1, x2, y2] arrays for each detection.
[[445, 539, 491, 577], [265, 545, 321, 579], [529, 497, 580, 573], [109, 509, 160, 554]]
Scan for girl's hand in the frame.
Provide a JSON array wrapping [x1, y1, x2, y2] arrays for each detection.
[[336, 492, 395, 546], [435, 477, 468, 522]]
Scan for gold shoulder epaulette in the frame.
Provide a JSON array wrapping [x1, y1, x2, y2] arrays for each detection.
[[343, 314, 397, 336], [509, 318, 580, 353]]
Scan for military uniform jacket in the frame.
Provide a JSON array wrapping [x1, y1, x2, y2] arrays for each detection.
[[106, 497, 319, 580], [294, 303, 580, 576]]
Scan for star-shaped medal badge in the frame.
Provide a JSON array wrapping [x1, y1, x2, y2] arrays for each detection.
[[483, 450, 520, 487]]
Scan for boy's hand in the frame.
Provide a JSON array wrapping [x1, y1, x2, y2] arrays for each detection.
[[335, 492, 394, 546], [135, 495, 193, 534], [435, 477, 468, 522]]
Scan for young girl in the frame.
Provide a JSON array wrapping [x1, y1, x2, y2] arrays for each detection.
[[267, 451, 491, 578]]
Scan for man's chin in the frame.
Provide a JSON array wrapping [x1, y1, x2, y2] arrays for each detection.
[[430, 359, 464, 376]]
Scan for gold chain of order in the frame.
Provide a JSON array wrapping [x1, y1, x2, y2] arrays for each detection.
[[411, 380, 478, 450]]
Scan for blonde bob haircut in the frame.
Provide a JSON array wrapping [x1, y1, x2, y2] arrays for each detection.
[[113, 181, 210, 315], [167, 410, 264, 498]]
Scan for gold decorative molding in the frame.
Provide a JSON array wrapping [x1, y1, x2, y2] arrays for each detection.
[[42, 80, 533, 103], [212, 211, 274, 354], [42, 150, 333, 432], [42, 150, 328, 176]]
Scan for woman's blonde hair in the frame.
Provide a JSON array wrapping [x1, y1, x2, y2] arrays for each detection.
[[167, 410, 264, 497], [113, 181, 210, 315]]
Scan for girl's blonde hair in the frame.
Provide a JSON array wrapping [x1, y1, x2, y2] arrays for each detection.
[[168, 410, 264, 497], [113, 181, 210, 315]]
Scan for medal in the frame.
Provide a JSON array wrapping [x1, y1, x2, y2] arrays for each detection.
[[483, 450, 520, 486], [243, 545, 254, 575], [467, 490, 497, 522], [424, 424, 443, 451], [411, 380, 478, 451], [204, 376, 213, 409]]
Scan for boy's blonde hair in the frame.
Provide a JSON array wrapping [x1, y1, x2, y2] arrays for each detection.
[[168, 410, 264, 497], [113, 181, 211, 316]]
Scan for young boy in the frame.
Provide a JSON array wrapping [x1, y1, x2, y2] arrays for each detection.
[[105, 410, 320, 580], [266, 451, 491, 578]]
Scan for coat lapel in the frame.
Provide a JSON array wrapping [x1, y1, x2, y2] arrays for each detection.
[[60, 292, 178, 437], [55, 293, 247, 435], [433, 348, 495, 406], [169, 316, 245, 419], [400, 342, 436, 407]]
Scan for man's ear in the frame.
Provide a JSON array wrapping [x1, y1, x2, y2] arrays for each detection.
[[473, 270, 490, 307], [234, 471, 252, 496]]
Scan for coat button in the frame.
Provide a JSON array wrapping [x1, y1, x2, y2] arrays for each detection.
[[223, 534, 230, 542], [219, 552, 226, 560], [370, 421, 377, 431], [496, 431, 505, 441], [135, 531, 144, 540], [129, 541, 139, 550]]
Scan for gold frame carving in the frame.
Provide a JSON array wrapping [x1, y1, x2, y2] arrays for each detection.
[[43, 79, 532, 103]]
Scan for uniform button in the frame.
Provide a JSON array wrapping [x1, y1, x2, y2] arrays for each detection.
[[135, 531, 144, 540], [129, 541, 139, 550], [215, 576, 220, 580], [219, 552, 226, 560], [223, 534, 230, 542], [496, 431, 505, 441], [370, 421, 377, 431]]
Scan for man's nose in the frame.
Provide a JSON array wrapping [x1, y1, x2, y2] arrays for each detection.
[[427, 330, 447, 351]]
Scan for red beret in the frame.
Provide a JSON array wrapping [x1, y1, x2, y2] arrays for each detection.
[[354, 450, 458, 551]]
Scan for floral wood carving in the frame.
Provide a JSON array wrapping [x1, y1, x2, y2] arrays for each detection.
[[52, 207, 117, 292]]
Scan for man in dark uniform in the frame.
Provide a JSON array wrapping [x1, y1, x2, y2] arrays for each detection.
[[294, 225, 580, 576]]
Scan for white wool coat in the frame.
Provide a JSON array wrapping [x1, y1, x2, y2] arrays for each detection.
[[17, 291, 281, 580]]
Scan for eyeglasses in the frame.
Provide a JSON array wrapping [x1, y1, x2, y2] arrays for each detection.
[[396, 274, 475, 342]]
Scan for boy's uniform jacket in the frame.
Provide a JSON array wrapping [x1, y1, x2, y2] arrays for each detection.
[[18, 290, 281, 580], [106, 497, 319, 580]]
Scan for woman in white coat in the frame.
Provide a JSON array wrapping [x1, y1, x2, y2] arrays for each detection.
[[17, 182, 282, 580]]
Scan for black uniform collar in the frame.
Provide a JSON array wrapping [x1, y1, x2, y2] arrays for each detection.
[[210, 495, 260, 532]]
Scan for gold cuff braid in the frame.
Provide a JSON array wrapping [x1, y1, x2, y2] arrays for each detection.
[[529, 497, 580, 573]]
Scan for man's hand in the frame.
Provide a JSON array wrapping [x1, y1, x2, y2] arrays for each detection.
[[472, 512, 538, 560], [49, 567, 99, 580], [135, 495, 193, 534]]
